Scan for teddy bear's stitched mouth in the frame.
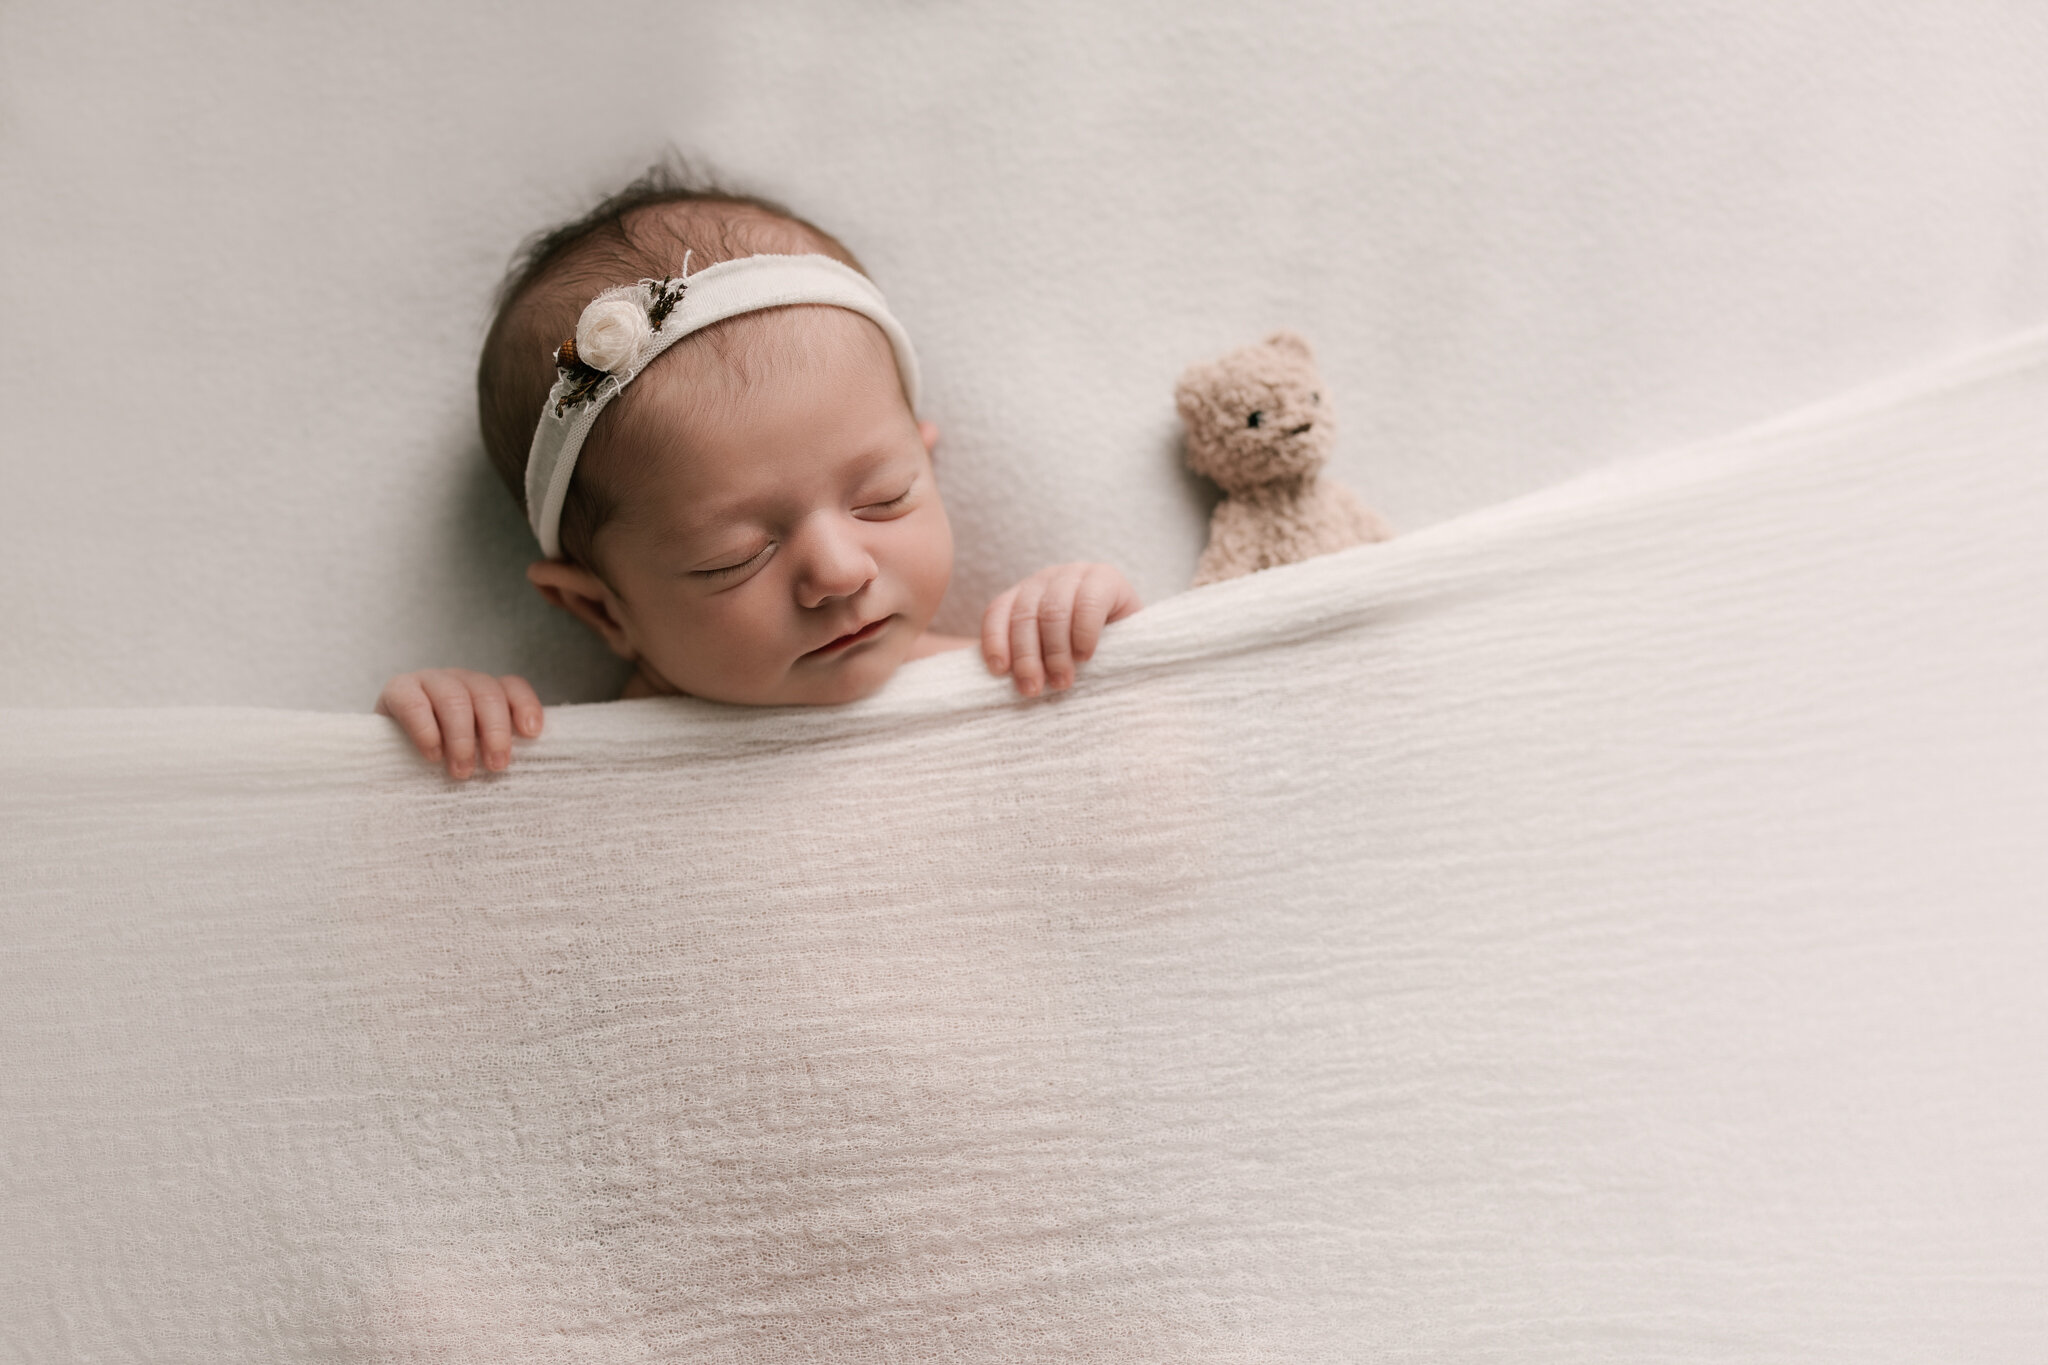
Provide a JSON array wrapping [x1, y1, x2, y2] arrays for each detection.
[[1286, 422, 1314, 436]]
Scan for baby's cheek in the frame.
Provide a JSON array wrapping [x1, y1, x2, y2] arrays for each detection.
[[902, 504, 955, 621], [644, 601, 740, 692]]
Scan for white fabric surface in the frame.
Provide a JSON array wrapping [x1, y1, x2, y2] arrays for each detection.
[[4, 1, 2048, 707], [6, 331, 2045, 1360]]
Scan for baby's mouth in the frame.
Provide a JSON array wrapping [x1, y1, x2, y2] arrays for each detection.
[[804, 615, 891, 659]]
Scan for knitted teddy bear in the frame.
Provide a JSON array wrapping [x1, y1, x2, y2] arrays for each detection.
[[1176, 330, 1391, 587]]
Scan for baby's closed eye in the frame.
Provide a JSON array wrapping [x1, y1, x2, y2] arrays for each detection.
[[685, 475, 921, 581], [695, 544, 773, 578], [857, 483, 917, 515]]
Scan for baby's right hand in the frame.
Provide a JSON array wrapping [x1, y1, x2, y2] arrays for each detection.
[[376, 669, 543, 779]]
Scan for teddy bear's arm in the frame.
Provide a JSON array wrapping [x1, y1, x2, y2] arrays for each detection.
[[1192, 499, 1264, 587], [1329, 480, 1393, 544]]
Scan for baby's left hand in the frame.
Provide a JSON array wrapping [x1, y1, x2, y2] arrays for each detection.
[[981, 562, 1142, 696]]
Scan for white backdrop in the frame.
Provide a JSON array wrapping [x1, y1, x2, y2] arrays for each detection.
[[3, 0, 2046, 708]]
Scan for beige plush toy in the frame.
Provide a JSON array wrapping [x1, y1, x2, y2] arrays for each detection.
[[1176, 331, 1392, 587]]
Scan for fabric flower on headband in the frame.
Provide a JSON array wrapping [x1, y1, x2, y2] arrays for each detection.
[[550, 270, 691, 415], [573, 299, 652, 373]]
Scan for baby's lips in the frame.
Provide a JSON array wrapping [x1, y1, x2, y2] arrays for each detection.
[[805, 615, 891, 657]]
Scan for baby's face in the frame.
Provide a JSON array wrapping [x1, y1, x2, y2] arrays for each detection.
[[563, 307, 953, 705]]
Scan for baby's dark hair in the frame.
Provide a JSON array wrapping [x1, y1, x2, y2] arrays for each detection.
[[477, 156, 865, 571]]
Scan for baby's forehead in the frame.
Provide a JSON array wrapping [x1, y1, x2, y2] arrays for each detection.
[[604, 308, 912, 503], [684, 301, 894, 378], [617, 304, 905, 438]]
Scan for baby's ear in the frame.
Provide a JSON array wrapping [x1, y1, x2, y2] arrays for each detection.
[[526, 559, 637, 661], [1263, 330, 1315, 363]]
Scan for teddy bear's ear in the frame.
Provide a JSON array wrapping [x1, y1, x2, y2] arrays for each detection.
[[1264, 330, 1315, 362]]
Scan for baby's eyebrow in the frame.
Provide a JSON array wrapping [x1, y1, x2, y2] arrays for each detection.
[[648, 514, 744, 555]]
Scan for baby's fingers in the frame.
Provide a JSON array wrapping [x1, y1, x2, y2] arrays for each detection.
[[1070, 564, 1142, 662], [981, 585, 1021, 677], [418, 672, 482, 779], [377, 676, 445, 764], [1007, 578, 1052, 697], [501, 675, 544, 739], [1034, 564, 1090, 690], [467, 673, 542, 772], [467, 675, 515, 774]]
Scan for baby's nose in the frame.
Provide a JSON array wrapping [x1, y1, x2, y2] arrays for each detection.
[[795, 522, 878, 607]]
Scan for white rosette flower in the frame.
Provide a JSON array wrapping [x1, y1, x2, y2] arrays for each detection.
[[574, 298, 654, 374]]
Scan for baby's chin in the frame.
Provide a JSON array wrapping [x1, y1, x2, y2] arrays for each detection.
[[796, 671, 895, 706]]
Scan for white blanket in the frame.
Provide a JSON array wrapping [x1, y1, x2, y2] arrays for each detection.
[[6, 331, 2044, 1360]]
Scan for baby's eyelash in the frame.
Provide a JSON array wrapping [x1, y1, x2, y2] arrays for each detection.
[[696, 544, 771, 578], [865, 485, 915, 511]]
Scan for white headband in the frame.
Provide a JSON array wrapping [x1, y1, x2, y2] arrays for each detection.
[[523, 252, 922, 558]]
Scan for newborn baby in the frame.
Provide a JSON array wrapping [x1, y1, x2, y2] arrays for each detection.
[[381, 175, 1140, 778]]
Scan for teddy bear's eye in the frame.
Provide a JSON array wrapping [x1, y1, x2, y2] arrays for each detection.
[[1247, 411, 1263, 429], [1311, 392, 1320, 404]]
